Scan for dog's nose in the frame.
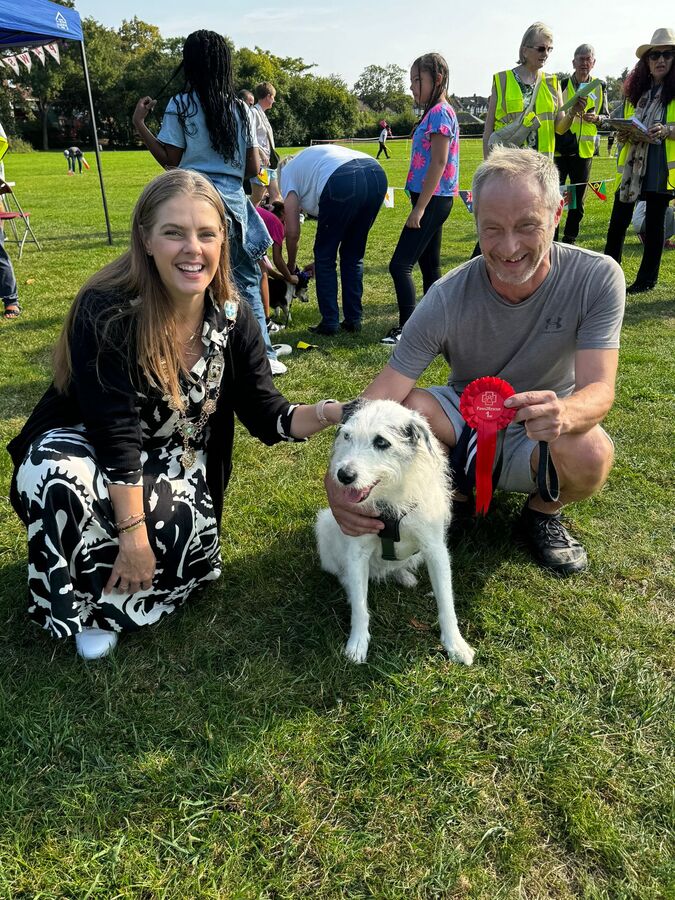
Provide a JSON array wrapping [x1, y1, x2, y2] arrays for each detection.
[[337, 467, 356, 485]]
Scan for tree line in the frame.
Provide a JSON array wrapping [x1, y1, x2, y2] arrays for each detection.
[[3, 10, 416, 151]]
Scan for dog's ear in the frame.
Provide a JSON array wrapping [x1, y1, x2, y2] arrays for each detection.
[[402, 418, 436, 455], [341, 398, 363, 423]]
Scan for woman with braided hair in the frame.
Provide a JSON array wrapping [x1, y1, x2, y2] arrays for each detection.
[[381, 53, 459, 345], [133, 30, 286, 375]]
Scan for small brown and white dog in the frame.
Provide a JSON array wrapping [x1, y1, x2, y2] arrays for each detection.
[[316, 399, 475, 665]]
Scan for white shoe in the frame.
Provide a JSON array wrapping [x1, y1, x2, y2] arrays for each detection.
[[269, 358, 288, 376], [272, 343, 292, 357], [75, 627, 119, 660]]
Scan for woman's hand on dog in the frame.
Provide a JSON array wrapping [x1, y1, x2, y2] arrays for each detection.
[[325, 473, 384, 536]]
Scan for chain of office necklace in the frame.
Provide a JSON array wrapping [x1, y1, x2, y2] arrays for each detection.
[[166, 350, 225, 470]]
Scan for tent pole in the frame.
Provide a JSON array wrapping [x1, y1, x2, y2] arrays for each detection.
[[79, 39, 112, 244]]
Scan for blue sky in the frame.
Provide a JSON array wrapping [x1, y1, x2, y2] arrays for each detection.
[[76, 0, 673, 97]]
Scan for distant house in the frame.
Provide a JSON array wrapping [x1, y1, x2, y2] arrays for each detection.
[[457, 95, 489, 120]]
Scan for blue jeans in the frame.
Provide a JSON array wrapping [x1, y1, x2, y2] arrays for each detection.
[[389, 192, 453, 326], [314, 158, 387, 328], [211, 175, 275, 361], [0, 229, 18, 309]]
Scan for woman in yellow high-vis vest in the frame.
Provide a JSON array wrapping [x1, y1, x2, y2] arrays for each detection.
[[604, 28, 675, 294], [482, 22, 586, 161]]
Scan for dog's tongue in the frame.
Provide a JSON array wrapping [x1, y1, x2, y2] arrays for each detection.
[[345, 486, 370, 503]]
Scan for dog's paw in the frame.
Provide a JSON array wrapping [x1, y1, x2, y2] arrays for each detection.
[[344, 632, 370, 664], [394, 569, 418, 589], [442, 634, 475, 666]]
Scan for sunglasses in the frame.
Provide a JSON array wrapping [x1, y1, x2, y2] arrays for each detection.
[[528, 45, 553, 54], [647, 50, 675, 61]]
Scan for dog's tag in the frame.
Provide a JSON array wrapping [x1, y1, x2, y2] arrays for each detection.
[[460, 377, 516, 516]]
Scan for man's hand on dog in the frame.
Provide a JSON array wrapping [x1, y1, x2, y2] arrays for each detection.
[[504, 390, 565, 443], [324, 473, 384, 537]]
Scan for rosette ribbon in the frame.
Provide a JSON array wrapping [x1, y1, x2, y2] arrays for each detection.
[[459, 377, 517, 515]]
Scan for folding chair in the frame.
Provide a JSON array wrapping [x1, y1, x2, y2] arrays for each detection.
[[0, 179, 41, 258]]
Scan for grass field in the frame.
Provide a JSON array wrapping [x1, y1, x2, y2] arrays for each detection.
[[0, 140, 673, 899]]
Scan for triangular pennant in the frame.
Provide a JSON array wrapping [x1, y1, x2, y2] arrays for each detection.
[[17, 51, 32, 73], [1, 55, 20, 76], [44, 43, 60, 64], [458, 189, 473, 214], [588, 180, 607, 201], [31, 46, 46, 66]]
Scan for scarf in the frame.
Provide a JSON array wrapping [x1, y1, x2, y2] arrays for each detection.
[[620, 83, 665, 202]]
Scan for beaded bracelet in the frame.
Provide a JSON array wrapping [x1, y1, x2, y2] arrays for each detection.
[[116, 512, 145, 528], [316, 398, 338, 427], [118, 514, 146, 534]]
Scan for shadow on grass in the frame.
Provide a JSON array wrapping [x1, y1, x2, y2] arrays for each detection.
[[0, 513, 512, 768], [623, 295, 675, 325]]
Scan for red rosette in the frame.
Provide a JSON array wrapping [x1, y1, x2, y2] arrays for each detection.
[[459, 377, 517, 515]]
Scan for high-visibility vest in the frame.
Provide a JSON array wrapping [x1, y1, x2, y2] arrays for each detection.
[[0, 124, 7, 162], [617, 98, 675, 191], [493, 69, 559, 157], [560, 78, 604, 159]]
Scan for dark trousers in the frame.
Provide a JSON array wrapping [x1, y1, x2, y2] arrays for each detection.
[[0, 229, 18, 309], [554, 154, 592, 241], [376, 141, 390, 159], [604, 191, 671, 287], [389, 193, 453, 326], [314, 158, 388, 328]]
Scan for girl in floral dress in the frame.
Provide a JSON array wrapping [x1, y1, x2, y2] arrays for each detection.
[[381, 53, 459, 344]]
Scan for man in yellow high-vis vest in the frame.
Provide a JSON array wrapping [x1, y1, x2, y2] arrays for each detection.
[[0, 121, 20, 320], [554, 44, 608, 244]]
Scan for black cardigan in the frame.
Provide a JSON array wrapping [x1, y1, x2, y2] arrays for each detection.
[[7, 290, 294, 528]]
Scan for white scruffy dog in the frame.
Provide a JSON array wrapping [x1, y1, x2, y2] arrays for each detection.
[[316, 399, 475, 665]]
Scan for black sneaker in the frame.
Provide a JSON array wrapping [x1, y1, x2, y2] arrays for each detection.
[[380, 326, 402, 345], [516, 504, 588, 576], [308, 321, 338, 336], [626, 281, 656, 295], [340, 320, 362, 333]]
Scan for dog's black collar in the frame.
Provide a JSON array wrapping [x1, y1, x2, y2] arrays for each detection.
[[377, 507, 413, 561]]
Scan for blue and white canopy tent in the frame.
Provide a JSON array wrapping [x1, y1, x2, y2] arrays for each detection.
[[0, 0, 112, 242]]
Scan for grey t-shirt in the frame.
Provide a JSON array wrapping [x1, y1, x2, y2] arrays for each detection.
[[389, 243, 625, 397]]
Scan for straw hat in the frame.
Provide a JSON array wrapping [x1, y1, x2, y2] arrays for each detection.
[[636, 27, 675, 59]]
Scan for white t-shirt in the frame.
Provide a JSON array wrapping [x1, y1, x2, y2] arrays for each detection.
[[280, 145, 372, 217], [379, 128, 388, 143], [252, 103, 273, 157]]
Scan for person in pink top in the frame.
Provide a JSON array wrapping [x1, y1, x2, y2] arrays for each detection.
[[257, 201, 299, 334], [381, 53, 459, 345]]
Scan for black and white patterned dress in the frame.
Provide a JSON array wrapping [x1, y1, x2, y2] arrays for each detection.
[[9, 293, 299, 638]]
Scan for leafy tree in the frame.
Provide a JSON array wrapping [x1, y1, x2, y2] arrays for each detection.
[[354, 64, 409, 113], [605, 68, 629, 108]]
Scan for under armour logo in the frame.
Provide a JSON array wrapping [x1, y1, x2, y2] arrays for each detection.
[[545, 316, 563, 331]]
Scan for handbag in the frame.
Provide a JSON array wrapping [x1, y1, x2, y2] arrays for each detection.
[[488, 74, 543, 150]]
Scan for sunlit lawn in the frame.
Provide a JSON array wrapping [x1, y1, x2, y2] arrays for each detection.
[[0, 142, 673, 898]]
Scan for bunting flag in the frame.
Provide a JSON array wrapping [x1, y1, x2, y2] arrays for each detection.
[[17, 52, 32, 73], [588, 180, 607, 201], [458, 190, 473, 213], [31, 46, 46, 66], [383, 187, 395, 208], [44, 43, 60, 64], [560, 184, 577, 210], [1, 55, 20, 76]]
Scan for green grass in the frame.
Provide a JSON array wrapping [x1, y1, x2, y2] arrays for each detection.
[[0, 141, 673, 899]]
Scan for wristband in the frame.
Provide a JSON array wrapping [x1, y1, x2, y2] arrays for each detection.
[[316, 399, 338, 427]]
